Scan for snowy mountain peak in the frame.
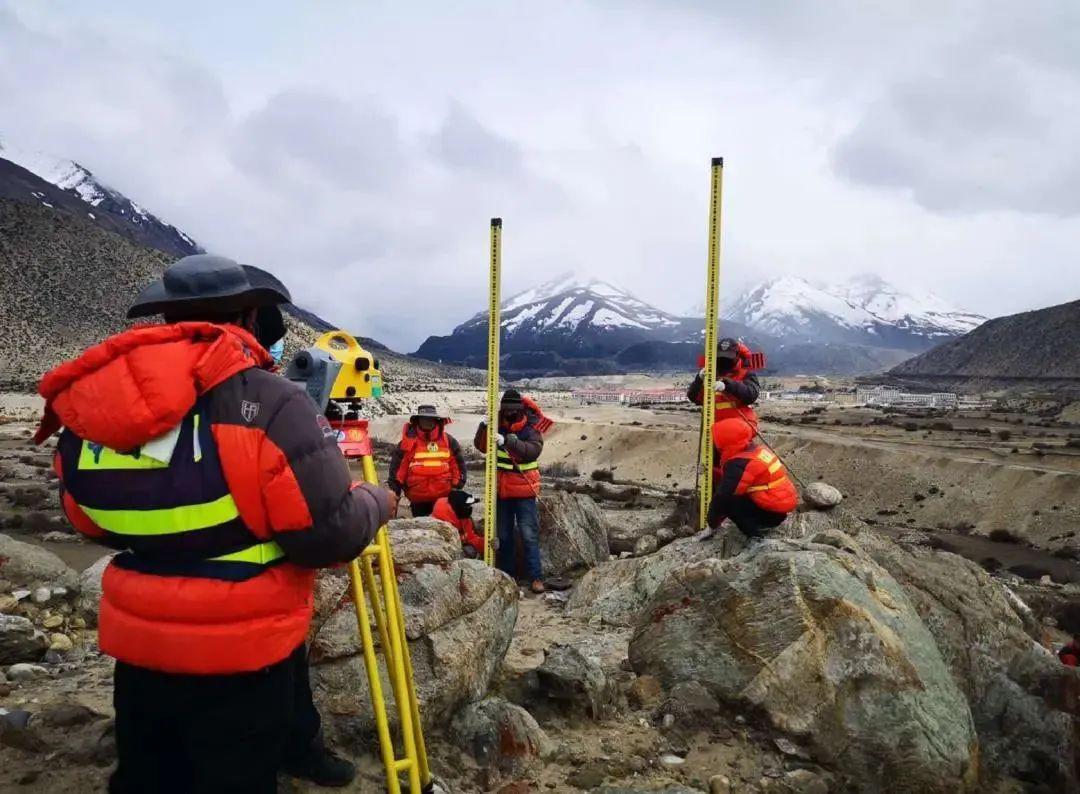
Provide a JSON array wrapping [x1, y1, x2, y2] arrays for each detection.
[[723, 274, 985, 352], [0, 138, 200, 257]]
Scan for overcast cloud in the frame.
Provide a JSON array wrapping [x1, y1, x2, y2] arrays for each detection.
[[1, 0, 1078, 350]]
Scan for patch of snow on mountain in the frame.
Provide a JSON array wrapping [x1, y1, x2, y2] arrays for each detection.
[[593, 308, 648, 329]]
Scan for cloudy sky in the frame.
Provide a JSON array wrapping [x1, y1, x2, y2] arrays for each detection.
[[2, 0, 1078, 351]]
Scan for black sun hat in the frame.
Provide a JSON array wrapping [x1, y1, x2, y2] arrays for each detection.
[[128, 255, 291, 319], [410, 405, 448, 422]]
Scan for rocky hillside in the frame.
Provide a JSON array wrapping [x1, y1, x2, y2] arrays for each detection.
[[885, 298, 1080, 393], [0, 200, 173, 390], [0, 143, 200, 258]]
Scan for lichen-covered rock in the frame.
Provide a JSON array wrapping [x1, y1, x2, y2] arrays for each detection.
[[451, 697, 553, 775], [538, 491, 609, 577], [535, 643, 617, 720], [310, 521, 518, 747], [629, 535, 977, 793], [566, 535, 727, 627]]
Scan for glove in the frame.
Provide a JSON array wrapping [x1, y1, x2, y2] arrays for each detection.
[[698, 367, 705, 378], [715, 380, 726, 393], [496, 433, 506, 447]]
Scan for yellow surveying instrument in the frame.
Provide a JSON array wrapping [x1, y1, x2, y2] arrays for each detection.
[[483, 218, 502, 567], [698, 157, 724, 530], [286, 336, 431, 794]]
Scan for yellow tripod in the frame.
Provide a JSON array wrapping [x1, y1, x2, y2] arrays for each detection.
[[345, 438, 432, 793]]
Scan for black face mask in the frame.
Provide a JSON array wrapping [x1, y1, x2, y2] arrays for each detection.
[[715, 357, 736, 375], [501, 411, 524, 425], [254, 305, 286, 350]]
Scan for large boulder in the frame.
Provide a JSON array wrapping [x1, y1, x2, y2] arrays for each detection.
[[566, 534, 728, 627], [309, 518, 518, 747], [0, 533, 77, 591], [537, 491, 610, 577], [855, 528, 1080, 789], [629, 535, 978, 793], [0, 614, 48, 664]]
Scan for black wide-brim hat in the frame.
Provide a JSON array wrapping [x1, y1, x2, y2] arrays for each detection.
[[410, 405, 449, 422], [128, 255, 291, 319]]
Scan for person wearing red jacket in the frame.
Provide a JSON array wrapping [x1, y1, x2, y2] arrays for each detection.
[[474, 389, 545, 593], [1059, 638, 1080, 667], [687, 337, 761, 430], [387, 405, 466, 517], [706, 417, 798, 538], [36, 255, 396, 792], [431, 490, 485, 558]]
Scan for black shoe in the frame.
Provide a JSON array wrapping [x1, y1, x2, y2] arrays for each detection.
[[283, 748, 356, 788]]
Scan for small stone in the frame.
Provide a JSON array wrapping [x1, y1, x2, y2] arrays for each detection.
[[662, 713, 675, 728], [634, 535, 659, 556], [6, 663, 49, 682], [804, 482, 842, 509], [656, 528, 676, 545], [13, 590, 31, 602], [49, 633, 74, 653], [709, 775, 732, 794], [784, 768, 829, 794], [659, 753, 685, 767], [627, 675, 664, 708], [0, 595, 18, 614], [42, 615, 64, 630], [774, 736, 810, 759], [50, 586, 69, 599], [31, 587, 51, 605], [70, 616, 86, 630], [566, 761, 606, 789], [38, 702, 96, 727]]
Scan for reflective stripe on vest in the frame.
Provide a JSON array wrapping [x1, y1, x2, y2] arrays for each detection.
[[210, 540, 284, 565], [81, 493, 241, 536], [747, 448, 787, 492], [714, 401, 736, 410], [496, 449, 538, 472]]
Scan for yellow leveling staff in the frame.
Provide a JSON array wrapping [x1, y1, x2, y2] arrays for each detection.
[[347, 451, 432, 793], [483, 218, 502, 567], [698, 157, 724, 530]]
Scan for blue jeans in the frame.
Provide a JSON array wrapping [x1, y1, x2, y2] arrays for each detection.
[[496, 497, 542, 581]]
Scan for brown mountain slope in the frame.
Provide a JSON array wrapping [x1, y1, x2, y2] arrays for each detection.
[[884, 298, 1080, 394], [0, 198, 481, 395]]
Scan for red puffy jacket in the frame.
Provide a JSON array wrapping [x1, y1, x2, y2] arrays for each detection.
[[431, 497, 484, 553], [687, 363, 760, 431], [38, 322, 390, 675]]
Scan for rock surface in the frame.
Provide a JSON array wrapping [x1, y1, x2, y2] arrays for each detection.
[[309, 518, 518, 745], [538, 491, 610, 577], [566, 535, 727, 627], [856, 527, 1080, 790], [629, 534, 978, 793], [535, 642, 617, 720], [450, 696, 553, 775], [0, 533, 77, 591], [0, 615, 47, 665], [802, 482, 842, 509], [75, 554, 114, 627]]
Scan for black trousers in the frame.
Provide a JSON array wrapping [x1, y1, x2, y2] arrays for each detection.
[[109, 644, 321, 794], [410, 501, 434, 517], [710, 495, 788, 538]]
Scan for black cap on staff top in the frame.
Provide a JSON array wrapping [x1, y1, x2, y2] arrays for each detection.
[[491, 217, 502, 227], [712, 157, 724, 167]]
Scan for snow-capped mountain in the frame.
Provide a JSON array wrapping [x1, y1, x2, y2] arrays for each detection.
[[0, 139, 200, 257], [414, 274, 714, 370], [723, 275, 985, 352]]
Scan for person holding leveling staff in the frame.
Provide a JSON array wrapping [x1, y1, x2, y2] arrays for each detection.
[[35, 254, 397, 792], [475, 389, 549, 593]]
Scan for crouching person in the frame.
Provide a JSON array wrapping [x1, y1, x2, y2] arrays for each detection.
[[707, 417, 797, 539], [431, 490, 485, 558], [36, 255, 397, 793]]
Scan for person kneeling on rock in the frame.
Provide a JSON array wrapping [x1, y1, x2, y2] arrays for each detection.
[[431, 490, 485, 558], [706, 417, 798, 538]]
